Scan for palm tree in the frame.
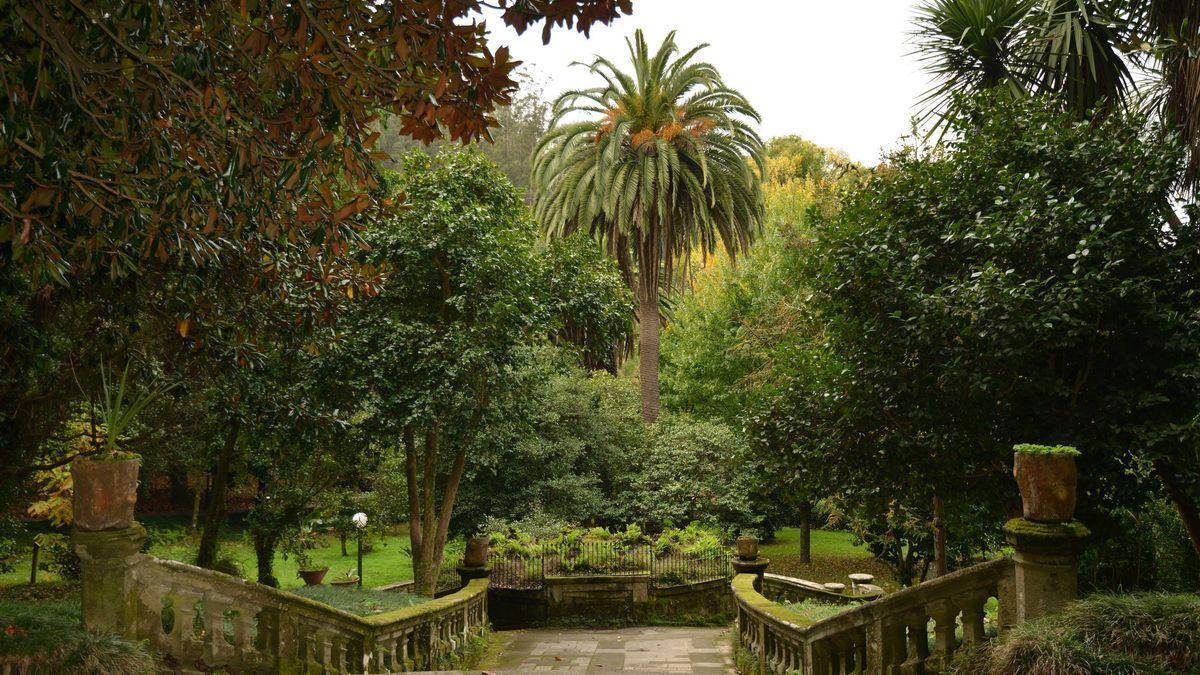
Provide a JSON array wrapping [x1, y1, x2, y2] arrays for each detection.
[[913, 0, 1198, 192], [532, 30, 765, 423]]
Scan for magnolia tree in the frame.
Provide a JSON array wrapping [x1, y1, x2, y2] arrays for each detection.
[[348, 150, 548, 596]]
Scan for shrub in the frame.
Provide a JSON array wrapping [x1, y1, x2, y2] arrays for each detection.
[[0, 599, 158, 674], [35, 533, 79, 580], [209, 554, 245, 578], [949, 593, 1200, 674]]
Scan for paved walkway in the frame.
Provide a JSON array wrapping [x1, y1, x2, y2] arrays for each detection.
[[480, 626, 736, 674]]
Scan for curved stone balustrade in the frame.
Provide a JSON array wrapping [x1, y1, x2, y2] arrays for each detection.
[[733, 557, 1016, 674], [129, 556, 488, 673], [761, 573, 885, 606]]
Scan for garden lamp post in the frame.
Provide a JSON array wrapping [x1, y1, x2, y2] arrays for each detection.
[[352, 512, 367, 588]]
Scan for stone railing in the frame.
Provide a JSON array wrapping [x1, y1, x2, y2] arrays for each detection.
[[127, 556, 487, 673], [72, 520, 488, 674], [734, 557, 1015, 674], [761, 573, 885, 606]]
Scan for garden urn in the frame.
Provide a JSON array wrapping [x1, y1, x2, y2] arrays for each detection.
[[736, 536, 759, 561], [1013, 445, 1078, 523], [298, 567, 329, 586], [465, 536, 491, 567], [72, 456, 141, 531]]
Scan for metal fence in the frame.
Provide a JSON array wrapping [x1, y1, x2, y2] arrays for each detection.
[[482, 541, 732, 590]]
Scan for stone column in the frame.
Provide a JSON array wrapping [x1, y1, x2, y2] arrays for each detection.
[[72, 459, 147, 636], [731, 536, 769, 592], [1002, 518, 1090, 622]]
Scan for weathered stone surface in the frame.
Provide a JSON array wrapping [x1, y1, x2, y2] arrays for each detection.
[[72, 457, 141, 531], [482, 626, 735, 673]]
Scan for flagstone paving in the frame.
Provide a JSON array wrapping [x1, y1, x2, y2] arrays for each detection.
[[478, 625, 736, 674]]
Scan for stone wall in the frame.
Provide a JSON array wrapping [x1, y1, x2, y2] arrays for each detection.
[[489, 574, 734, 628]]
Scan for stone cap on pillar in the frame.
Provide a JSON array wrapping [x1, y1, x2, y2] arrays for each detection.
[[1003, 518, 1090, 554]]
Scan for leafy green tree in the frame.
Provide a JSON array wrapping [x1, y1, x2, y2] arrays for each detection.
[[544, 234, 634, 373], [0, 0, 630, 528], [348, 149, 547, 595], [765, 93, 1200, 579], [532, 29, 766, 423], [913, 0, 1200, 193]]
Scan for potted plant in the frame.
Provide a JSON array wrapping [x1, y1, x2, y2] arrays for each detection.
[[294, 548, 329, 586], [73, 361, 176, 531], [464, 534, 491, 568], [736, 531, 759, 561], [330, 568, 360, 588], [1013, 444, 1080, 523]]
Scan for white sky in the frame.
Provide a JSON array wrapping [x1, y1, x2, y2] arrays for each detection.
[[486, 1, 935, 166]]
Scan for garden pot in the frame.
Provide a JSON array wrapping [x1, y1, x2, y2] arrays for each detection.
[[464, 536, 491, 567], [71, 456, 141, 531], [330, 578, 359, 588], [298, 567, 329, 586], [1014, 452, 1077, 523], [736, 536, 759, 561]]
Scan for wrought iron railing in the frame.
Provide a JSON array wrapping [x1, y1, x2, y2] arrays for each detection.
[[483, 541, 732, 590]]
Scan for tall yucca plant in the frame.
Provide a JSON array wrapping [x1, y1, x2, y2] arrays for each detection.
[[532, 30, 765, 423]]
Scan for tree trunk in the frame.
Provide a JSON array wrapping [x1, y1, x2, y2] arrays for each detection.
[[798, 501, 812, 565], [933, 493, 948, 578], [638, 287, 660, 424], [340, 532, 349, 557], [253, 529, 279, 587], [197, 420, 239, 569], [1154, 457, 1200, 560]]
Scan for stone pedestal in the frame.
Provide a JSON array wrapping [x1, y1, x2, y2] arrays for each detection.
[[73, 523, 147, 636], [456, 563, 491, 587], [732, 556, 769, 591], [1003, 518, 1090, 622]]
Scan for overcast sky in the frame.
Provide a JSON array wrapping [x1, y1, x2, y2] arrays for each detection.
[[486, 1, 935, 166]]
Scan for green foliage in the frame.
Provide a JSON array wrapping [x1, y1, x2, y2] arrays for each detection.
[[34, 533, 79, 580], [543, 234, 634, 372], [755, 91, 1200, 585], [0, 600, 157, 674], [1014, 444, 1080, 456], [949, 593, 1200, 674], [779, 599, 849, 623]]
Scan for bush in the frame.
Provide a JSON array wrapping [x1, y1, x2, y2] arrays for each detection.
[[0, 600, 158, 674], [35, 533, 79, 580], [948, 593, 1200, 674]]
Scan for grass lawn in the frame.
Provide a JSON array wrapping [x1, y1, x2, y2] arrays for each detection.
[[1, 514, 443, 591], [761, 527, 873, 559], [761, 527, 900, 592]]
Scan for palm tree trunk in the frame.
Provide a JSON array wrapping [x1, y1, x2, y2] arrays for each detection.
[[638, 286, 660, 423]]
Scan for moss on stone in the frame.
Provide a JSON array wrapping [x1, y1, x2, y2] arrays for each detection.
[[732, 574, 815, 629], [1003, 518, 1090, 540], [1013, 443, 1080, 457]]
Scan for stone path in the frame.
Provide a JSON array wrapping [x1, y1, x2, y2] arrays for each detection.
[[478, 626, 736, 674]]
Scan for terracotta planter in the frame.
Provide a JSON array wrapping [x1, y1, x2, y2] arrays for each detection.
[[1014, 452, 1078, 523], [72, 457, 141, 531], [736, 536, 759, 561], [330, 578, 359, 588], [298, 567, 329, 586], [464, 536, 491, 567]]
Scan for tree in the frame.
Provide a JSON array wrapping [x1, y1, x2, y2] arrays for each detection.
[[769, 93, 1200, 579], [532, 29, 765, 423], [913, 0, 1200, 193], [544, 234, 634, 373], [348, 149, 547, 596], [0, 0, 630, 522]]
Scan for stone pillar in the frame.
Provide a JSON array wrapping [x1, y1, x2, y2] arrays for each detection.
[[731, 537, 769, 592], [456, 563, 491, 588], [72, 459, 147, 636], [1002, 518, 1089, 622]]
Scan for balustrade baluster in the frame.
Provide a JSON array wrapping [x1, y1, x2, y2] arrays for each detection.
[[203, 597, 232, 666], [902, 610, 930, 672], [927, 598, 959, 671], [955, 591, 989, 646]]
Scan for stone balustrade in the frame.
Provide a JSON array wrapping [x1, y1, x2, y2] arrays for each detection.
[[734, 557, 1016, 674], [76, 526, 488, 674], [761, 573, 885, 606]]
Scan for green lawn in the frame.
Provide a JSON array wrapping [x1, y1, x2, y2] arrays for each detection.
[[761, 527, 874, 559], [1, 514, 444, 590]]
